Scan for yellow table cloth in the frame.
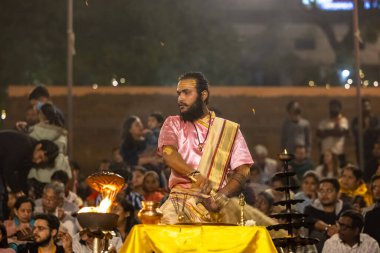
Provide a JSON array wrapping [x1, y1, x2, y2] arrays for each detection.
[[118, 224, 278, 253]]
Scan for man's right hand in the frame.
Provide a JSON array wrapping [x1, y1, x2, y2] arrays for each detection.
[[193, 173, 213, 194], [15, 121, 28, 132]]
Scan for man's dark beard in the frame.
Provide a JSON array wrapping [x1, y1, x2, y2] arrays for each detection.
[[180, 97, 204, 122], [35, 233, 52, 247]]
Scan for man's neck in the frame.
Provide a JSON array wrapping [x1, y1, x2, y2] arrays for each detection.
[[39, 240, 56, 253], [200, 107, 210, 119], [343, 236, 360, 247], [322, 202, 336, 213]]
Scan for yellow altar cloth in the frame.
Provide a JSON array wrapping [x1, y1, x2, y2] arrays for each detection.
[[118, 224, 278, 253]]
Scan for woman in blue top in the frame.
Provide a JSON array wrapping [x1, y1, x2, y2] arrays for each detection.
[[4, 196, 35, 242]]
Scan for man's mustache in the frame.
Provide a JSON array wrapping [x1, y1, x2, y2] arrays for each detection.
[[178, 102, 188, 106]]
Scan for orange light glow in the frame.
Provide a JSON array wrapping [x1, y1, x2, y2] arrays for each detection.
[[78, 183, 120, 214]]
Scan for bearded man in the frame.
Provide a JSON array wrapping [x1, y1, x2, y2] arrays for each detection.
[[157, 72, 255, 224], [18, 213, 73, 253]]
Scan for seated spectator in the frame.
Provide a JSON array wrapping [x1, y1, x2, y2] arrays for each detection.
[[109, 147, 129, 172], [98, 159, 111, 172], [265, 174, 295, 214], [246, 164, 269, 199], [289, 145, 315, 182], [143, 171, 165, 202], [18, 213, 73, 253], [364, 140, 380, 183], [294, 171, 319, 213], [304, 178, 351, 252], [51, 171, 83, 210], [144, 112, 164, 149], [111, 197, 139, 240], [69, 161, 89, 201], [131, 167, 146, 196], [352, 195, 366, 212], [120, 116, 150, 165], [339, 164, 372, 208], [363, 175, 380, 246], [4, 197, 35, 242], [34, 183, 78, 236], [252, 144, 279, 183], [314, 149, 341, 179], [322, 210, 380, 253], [254, 191, 274, 216], [6, 192, 17, 220], [0, 224, 16, 253]]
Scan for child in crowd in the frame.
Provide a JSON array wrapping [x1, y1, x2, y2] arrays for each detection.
[[294, 171, 319, 213], [254, 191, 274, 215], [111, 197, 139, 240], [142, 171, 165, 202], [132, 167, 146, 196]]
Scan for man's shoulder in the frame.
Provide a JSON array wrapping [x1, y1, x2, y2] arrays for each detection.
[[163, 115, 181, 125], [323, 234, 342, 249], [214, 117, 240, 129], [361, 233, 379, 243], [328, 233, 340, 242], [363, 204, 377, 215], [299, 117, 311, 126]]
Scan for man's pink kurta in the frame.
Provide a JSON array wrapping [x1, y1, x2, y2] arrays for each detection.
[[158, 115, 253, 190]]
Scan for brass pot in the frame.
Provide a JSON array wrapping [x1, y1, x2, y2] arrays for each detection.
[[137, 201, 163, 224]]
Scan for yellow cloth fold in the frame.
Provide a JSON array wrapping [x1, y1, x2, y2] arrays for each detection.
[[198, 117, 239, 191], [118, 224, 278, 253]]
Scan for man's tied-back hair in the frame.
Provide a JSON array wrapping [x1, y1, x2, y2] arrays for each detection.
[[179, 72, 210, 104]]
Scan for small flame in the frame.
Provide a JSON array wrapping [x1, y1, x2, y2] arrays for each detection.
[[78, 183, 118, 214], [284, 149, 288, 154], [98, 197, 113, 213]]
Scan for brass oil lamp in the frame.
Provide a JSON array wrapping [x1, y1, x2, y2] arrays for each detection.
[[77, 172, 125, 253]]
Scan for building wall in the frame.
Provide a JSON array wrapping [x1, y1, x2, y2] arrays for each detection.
[[3, 86, 380, 175]]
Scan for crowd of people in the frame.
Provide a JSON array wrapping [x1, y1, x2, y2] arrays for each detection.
[[0, 77, 380, 253]]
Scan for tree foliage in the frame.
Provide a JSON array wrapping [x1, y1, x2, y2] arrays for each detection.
[[0, 0, 245, 86]]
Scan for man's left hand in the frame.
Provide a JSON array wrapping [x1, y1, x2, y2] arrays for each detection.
[[203, 193, 229, 212], [60, 232, 73, 253]]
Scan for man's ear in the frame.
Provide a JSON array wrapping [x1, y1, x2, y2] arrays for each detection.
[[201, 91, 208, 102], [51, 228, 58, 238], [35, 143, 42, 151]]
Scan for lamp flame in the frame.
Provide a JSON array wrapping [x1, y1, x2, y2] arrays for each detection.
[[284, 149, 288, 154], [78, 184, 118, 214]]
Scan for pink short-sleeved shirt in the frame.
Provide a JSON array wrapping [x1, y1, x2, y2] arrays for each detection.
[[158, 115, 253, 189]]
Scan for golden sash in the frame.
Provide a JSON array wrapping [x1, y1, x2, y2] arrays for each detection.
[[198, 117, 239, 191]]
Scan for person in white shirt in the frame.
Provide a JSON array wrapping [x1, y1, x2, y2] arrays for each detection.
[[34, 182, 78, 236], [317, 99, 349, 167], [322, 210, 380, 253]]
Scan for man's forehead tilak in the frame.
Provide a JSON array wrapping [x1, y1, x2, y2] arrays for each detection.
[[177, 79, 197, 92]]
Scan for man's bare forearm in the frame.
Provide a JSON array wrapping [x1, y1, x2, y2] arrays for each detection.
[[162, 145, 195, 176], [218, 165, 250, 197]]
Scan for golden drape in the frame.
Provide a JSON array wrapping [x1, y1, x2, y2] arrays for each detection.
[[119, 224, 278, 253]]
